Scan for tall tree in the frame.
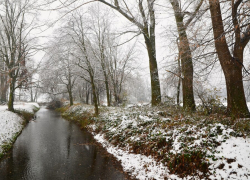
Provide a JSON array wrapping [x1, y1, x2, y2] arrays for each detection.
[[66, 12, 100, 115], [0, 0, 33, 111], [96, 0, 161, 106], [88, 6, 112, 106], [209, 0, 250, 117], [169, 0, 204, 111]]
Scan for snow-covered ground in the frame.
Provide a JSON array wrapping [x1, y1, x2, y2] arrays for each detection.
[[91, 124, 250, 179], [85, 105, 250, 180], [209, 137, 250, 180], [0, 102, 39, 156]]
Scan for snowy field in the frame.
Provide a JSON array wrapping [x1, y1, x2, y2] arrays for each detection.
[[0, 102, 39, 155]]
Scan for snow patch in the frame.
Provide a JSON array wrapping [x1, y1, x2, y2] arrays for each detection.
[[94, 134, 170, 180]]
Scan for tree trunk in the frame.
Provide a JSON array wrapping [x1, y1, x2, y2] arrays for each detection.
[[86, 84, 89, 104], [98, 0, 161, 106], [177, 57, 181, 106], [69, 89, 73, 106], [225, 64, 248, 117], [105, 79, 110, 106], [97, 88, 100, 106], [8, 81, 15, 112], [143, 34, 161, 106], [30, 87, 34, 102], [109, 90, 112, 105], [100, 48, 110, 106], [34, 89, 38, 102], [209, 0, 249, 117], [0, 74, 7, 102], [90, 76, 99, 116], [171, 2, 196, 111], [90, 91, 93, 105]]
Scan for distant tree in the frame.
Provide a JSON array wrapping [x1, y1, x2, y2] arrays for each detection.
[[209, 0, 250, 117], [63, 12, 100, 115], [107, 43, 136, 105], [41, 41, 78, 106], [87, 6, 112, 106]]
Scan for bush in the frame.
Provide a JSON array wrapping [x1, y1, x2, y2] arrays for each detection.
[[196, 88, 226, 115], [47, 100, 62, 109], [168, 150, 209, 178]]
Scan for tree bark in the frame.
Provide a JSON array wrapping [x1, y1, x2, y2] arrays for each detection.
[[85, 83, 89, 104], [67, 76, 74, 106], [209, 0, 249, 117], [143, 34, 162, 106], [177, 56, 181, 106], [69, 89, 73, 106], [0, 73, 8, 102], [109, 90, 112, 105], [8, 79, 15, 112], [171, 1, 196, 111], [90, 75, 99, 116], [104, 77, 110, 106], [30, 86, 34, 102]]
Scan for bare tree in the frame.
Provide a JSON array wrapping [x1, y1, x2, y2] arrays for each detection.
[[88, 0, 162, 106], [168, 0, 205, 111], [63, 12, 100, 115], [87, 6, 112, 106], [0, 0, 36, 111], [41, 40, 78, 106], [209, 0, 250, 117], [107, 42, 136, 105]]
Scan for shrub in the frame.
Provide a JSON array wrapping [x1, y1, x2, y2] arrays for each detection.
[[196, 88, 226, 115], [47, 100, 62, 109], [168, 150, 209, 178]]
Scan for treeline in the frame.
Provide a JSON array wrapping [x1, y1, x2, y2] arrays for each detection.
[[1, 0, 250, 118], [40, 6, 148, 115]]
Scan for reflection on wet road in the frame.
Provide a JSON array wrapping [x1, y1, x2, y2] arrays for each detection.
[[0, 108, 127, 180]]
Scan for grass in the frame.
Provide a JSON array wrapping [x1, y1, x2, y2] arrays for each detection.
[[90, 104, 249, 178], [15, 106, 40, 125], [56, 103, 250, 178], [57, 104, 94, 129]]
